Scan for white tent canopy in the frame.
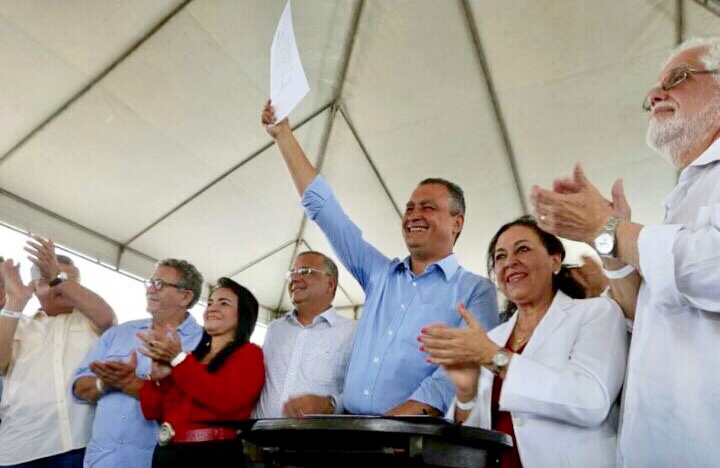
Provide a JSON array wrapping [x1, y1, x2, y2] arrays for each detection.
[[1, 0, 719, 322]]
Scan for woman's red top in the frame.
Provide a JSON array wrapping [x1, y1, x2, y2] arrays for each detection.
[[140, 343, 265, 432], [491, 341, 526, 468]]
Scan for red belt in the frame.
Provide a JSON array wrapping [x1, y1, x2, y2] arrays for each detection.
[[171, 427, 238, 444]]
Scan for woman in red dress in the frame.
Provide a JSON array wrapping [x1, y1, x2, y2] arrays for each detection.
[[137, 277, 265, 467]]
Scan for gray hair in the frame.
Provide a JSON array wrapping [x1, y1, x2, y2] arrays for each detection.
[[156, 258, 203, 308], [296, 251, 339, 280], [666, 36, 720, 85]]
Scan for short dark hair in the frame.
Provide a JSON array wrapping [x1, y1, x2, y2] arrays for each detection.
[[487, 216, 585, 319], [192, 278, 259, 373], [156, 258, 203, 308], [419, 178, 466, 216]]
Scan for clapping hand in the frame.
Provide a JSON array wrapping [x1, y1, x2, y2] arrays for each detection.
[[24, 236, 61, 281], [137, 325, 182, 363], [0, 259, 34, 310], [90, 351, 140, 393], [418, 304, 500, 367]]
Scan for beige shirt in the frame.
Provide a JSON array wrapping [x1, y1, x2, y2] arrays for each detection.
[[0, 310, 99, 464]]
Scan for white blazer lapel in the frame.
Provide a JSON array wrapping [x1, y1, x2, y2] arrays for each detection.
[[521, 291, 572, 356], [489, 312, 517, 347], [473, 317, 517, 430]]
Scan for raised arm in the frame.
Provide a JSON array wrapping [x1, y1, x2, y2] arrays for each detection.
[[531, 167, 642, 320], [262, 101, 317, 196], [0, 260, 34, 373], [25, 236, 115, 332]]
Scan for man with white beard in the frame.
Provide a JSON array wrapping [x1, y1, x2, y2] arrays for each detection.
[[529, 37, 720, 467]]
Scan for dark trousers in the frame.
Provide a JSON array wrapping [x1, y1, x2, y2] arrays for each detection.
[[1, 448, 85, 468], [152, 440, 246, 468]]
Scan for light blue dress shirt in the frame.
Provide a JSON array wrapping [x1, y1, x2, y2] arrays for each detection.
[[302, 175, 499, 415], [73, 315, 203, 468]]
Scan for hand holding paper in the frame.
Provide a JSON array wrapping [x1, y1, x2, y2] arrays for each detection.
[[270, 1, 310, 124]]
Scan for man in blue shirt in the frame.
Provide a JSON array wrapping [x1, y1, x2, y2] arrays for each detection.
[[72, 259, 204, 468], [262, 104, 498, 416]]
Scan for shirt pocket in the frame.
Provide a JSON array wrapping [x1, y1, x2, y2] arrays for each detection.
[[68, 320, 97, 353]]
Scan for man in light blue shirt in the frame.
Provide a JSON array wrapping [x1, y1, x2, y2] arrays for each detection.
[[262, 106, 498, 415], [72, 259, 204, 467]]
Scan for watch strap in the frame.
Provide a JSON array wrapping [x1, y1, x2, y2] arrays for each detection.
[[491, 350, 511, 375], [595, 217, 623, 258], [49, 276, 64, 287], [455, 396, 477, 411], [603, 264, 636, 280], [170, 351, 188, 367]]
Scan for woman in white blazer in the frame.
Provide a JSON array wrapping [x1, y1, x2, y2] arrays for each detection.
[[419, 216, 627, 468]]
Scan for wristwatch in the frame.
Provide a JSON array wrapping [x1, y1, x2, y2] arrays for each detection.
[[49, 271, 69, 287], [491, 350, 511, 375], [593, 217, 623, 258]]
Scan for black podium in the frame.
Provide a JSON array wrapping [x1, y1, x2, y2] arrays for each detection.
[[239, 416, 512, 468]]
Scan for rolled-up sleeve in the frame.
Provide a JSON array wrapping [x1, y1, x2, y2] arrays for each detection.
[[640, 217, 720, 312], [301, 175, 388, 290], [72, 328, 113, 402]]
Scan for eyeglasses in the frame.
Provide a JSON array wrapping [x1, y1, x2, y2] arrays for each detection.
[[642, 65, 719, 111], [285, 267, 330, 280], [144, 278, 186, 291]]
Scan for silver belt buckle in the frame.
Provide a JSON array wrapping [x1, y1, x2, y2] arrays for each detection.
[[158, 422, 175, 446]]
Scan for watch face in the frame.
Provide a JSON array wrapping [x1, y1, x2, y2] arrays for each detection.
[[594, 232, 614, 255], [493, 351, 510, 367], [58, 272, 69, 280]]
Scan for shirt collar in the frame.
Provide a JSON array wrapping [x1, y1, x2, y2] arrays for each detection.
[[286, 306, 338, 327], [32, 309, 73, 320], [176, 313, 200, 335], [394, 253, 459, 281], [688, 137, 720, 168], [140, 313, 200, 333]]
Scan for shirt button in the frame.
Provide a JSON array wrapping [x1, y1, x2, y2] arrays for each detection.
[[400, 304, 405, 309], [363, 390, 370, 396], [118, 440, 124, 445], [412, 282, 417, 287], [121, 415, 127, 421], [373, 357, 379, 364], [387, 330, 394, 337]]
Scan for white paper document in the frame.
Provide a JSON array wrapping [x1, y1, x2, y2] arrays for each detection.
[[270, 1, 310, 123]]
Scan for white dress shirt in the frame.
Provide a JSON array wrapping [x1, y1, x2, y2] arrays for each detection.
[[450, 292, 627, 468], [617, 138, 720, 467], [253, 307, 357, 418], [0, 310, 99, 464]]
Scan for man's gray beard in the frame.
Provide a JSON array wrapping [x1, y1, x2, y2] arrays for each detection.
[[646, 98, 720, 168]]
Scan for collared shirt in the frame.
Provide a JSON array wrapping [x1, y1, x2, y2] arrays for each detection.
[[73, 315, 203, 468], [253, 307, 357, 418], [617, 138, 720, 467], [302, 175, 499, 415], [0, 310, 99, 465]]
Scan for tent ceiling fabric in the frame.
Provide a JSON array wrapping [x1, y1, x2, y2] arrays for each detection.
[[1, 0, 719, 322]]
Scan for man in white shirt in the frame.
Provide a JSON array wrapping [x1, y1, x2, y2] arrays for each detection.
[[530, 37, 720, 466], [254, 251, 357, 418], [0, 238, 115, 467]]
